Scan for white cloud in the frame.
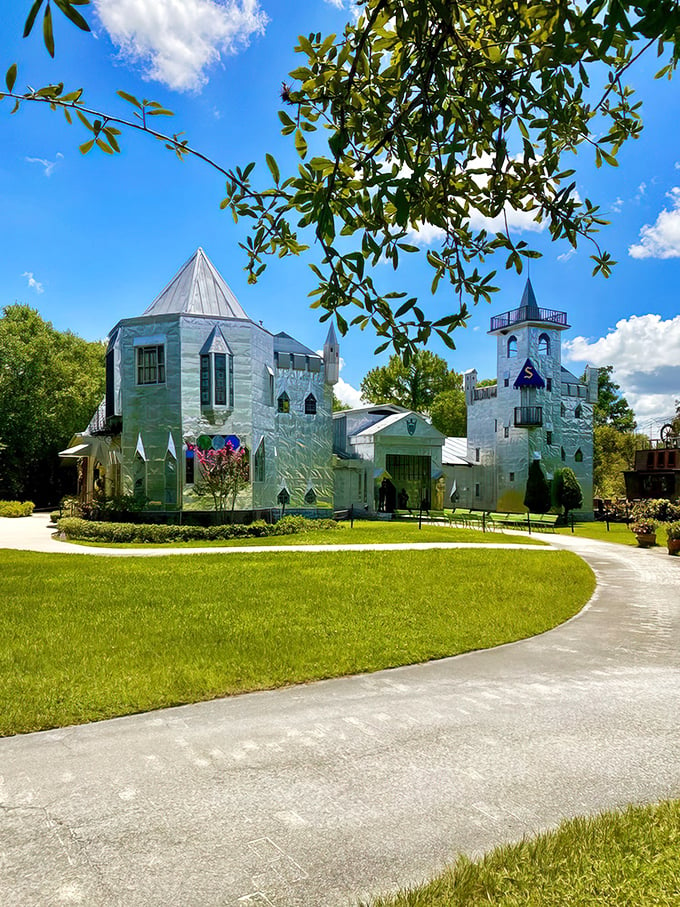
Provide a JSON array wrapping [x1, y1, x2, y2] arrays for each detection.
[[334, 376, 364, 408], [25, 153, 63, 177], [557, 248, 576, 263], [611, 197, 624, 213], [22, 272, 44, 294], [629, 187, 680, 259], [564, 313, 680, 427], [95, 0, 268, 92]]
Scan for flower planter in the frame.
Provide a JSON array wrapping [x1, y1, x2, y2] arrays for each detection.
[[668, 538, 680, 556], [634, 532, 656, 548]]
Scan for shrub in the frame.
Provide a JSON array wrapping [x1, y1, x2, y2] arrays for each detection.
[[553, 467, 583, 519], [0, 500, 34, 517], [49, 510, 61, 524], [631, 498, 680, 523], [665, 521, 680, 542], [57, 515, 343, 544]]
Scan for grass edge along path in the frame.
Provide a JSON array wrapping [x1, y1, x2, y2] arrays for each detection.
[[363, 799, 680, 907], [0, 547, 592, 736]]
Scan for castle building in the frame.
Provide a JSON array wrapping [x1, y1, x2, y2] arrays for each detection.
[[62, 248, 338, 516], [459, 279, 597, 516]]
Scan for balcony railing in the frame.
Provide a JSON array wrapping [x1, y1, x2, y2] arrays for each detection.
[[490, 306, 569, 332], [514, 406, 543, 427]]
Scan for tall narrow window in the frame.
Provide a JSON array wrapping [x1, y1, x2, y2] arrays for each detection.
[[137, 345, 165, 385], [200, 355, 211, 405], [278, 392, 290, 413], [133, 452, 146, 501], [214, 353, 227, 406], [561, 447, 566, 461], [254, 439, 265, 482], [561, 403, 566, 417], [575, 448, 583, 463], [229, 354, 234, 408], [185, 449, 195, 484], [574, 404, 582, 418], [164, 452, 177, 506], [507, 336, 517, 357], [305, 393, 317, 415], [546, 431, 553, 445], [538, 333, 550, 355]]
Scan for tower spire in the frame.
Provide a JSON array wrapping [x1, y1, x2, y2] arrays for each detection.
[[323, 322, 339, 385]]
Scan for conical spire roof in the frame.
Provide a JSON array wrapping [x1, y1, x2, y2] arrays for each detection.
[[520, 277, 539, 317], [142, 248, 248, 319]]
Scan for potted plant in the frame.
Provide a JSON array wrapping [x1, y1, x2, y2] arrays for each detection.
[[630, 519, 657, 547], [665, 521, 680, 555]]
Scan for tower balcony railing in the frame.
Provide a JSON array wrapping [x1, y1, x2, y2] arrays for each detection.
[[490, 307, 569, 332], [514, 406, 543, 427]]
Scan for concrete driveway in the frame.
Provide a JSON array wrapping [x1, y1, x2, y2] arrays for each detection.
[[0, 520, 678, 906]]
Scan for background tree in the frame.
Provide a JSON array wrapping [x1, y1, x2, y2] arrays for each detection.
[[592, 424, 648, 499], [361, 350, 460, 412], [0, 304, 105, 506], [590, 366, 637, 432], [553, 468, 584, 522], [332, 392, 350, 412], [672, 400, 680, 435], [524, 459, 551, 514], [191, 443, 250, 522], [5, 2, 680, 354], [429, 389, 467, 437]]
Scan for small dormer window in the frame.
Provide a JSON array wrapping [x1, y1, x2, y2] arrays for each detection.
[[305, 393, 317, 415], [278, 392, 290, 413], [507, 336, 517, 358], [538, 333, 550, 356]]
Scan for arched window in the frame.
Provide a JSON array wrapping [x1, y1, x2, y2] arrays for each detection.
[[538, 333, 550, 355], [561, 447, 566, 462], [277, 392, 290, 413], [507, 336, 518, 358], [575, 448, 583, 463], [574, 404, 582, 419], [305, 393, 317, 415]]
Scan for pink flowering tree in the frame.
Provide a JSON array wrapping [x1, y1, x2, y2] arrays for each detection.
[[191, 442, 250, 522]]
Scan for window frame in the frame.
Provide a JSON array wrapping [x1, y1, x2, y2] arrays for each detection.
[[136, 344, 165, 386]]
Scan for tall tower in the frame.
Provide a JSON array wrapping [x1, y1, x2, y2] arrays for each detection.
[[323, 322, 340, 385]]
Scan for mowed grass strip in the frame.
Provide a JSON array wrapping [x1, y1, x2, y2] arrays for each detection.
[[67, 519, 546, 548], [364, 799, 680, 907], [0, 548, 592, 736], [554, 520, 639, 546]]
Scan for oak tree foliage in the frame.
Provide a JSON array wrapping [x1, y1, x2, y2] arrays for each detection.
[[4, 1, 680, 356], [360, 350, 461, 412]]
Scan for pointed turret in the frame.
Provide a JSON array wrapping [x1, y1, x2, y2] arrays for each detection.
[[323, 322, 340, 385], [520, 277, 540, 319], [142, 248, 248, 320]]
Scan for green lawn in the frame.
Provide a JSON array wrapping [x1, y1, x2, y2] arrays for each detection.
[[554, 520, 639, 546], [0, 546, 591, 735], [364, 799, 680, 906], [65, 519, 546, 548]]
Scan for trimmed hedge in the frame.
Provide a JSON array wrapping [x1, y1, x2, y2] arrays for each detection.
[[0, 500, 34, 518], [56, 515, 342, 544]]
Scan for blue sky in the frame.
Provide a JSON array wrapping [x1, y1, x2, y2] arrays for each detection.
[[2, 0, 680, 434]]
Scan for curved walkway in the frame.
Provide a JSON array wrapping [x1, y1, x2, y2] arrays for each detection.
[[1, 513, 551, 556], [0, 520, 678, 906]]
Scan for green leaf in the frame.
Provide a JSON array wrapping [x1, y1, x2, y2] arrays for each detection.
[[76, 109, 92, 130], [294, 129, 308, 159], [5, 64, 17, 93], [117, 90, 142, 109], [265, 153, 280, 184], [23, 0, 44, 37], [146, 108, 174, 117], [95, 138, 114, 154], [53, 0, 90, 31], [43, 4, 55, 58], [79, 138, 94, 154]]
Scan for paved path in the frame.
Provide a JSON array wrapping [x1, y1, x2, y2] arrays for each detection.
[[1, 513, 551, 556], [1, 520, 679, 906]]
